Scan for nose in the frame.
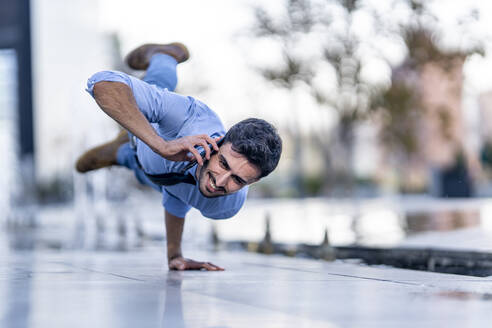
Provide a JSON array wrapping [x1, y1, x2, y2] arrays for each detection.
[[215, 171, 231, 188]]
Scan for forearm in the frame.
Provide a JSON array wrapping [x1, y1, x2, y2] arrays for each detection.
[[165, 209, 224, 271], [92, 81, 166, 153], [165, 210, 185, 260]]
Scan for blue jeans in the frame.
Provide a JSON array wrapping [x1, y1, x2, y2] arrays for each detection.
[[141, 53, 178, 91], [116, 54, 178, 190]]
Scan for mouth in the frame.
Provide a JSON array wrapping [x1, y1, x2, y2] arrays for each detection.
[[206, 172, 224, 194]]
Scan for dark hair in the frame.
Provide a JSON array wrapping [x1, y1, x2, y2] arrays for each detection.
[[223, 118, 282, 178]]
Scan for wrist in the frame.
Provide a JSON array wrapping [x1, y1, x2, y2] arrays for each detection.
[[149, 136, 168, 156], [168, 253, 182, 262], [167, 244, 182, 261]]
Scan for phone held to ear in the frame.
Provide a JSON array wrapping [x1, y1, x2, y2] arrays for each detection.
[[185, 137, 224, 169]]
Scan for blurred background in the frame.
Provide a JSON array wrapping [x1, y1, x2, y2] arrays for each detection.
[[2, 0, 492, 252]]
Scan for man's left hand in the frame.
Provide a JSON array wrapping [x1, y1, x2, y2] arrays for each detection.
[[168, 256, 225, 271]]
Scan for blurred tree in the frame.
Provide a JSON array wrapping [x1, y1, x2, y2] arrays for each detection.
[[252, 0, 384, 195], [251, 0, 484, 195], [252, 0, 317, 196]]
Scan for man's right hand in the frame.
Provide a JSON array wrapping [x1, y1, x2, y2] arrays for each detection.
[[168, 256, 224, 271], [158, 135, 220, 166]]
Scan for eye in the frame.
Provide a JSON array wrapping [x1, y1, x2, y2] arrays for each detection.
[[219, 157, 229, 170], [233, 176, 245, 185]]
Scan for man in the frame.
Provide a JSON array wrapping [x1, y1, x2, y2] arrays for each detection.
[[75, 42, 282, 271]]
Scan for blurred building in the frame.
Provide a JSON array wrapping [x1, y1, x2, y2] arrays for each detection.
[[478, 91, 492, 180], [416, 57, 467, 168], [32, 0, 119, 185], [479, 91, 492, 142], [384, 51, 478, 196], [392, 56, 466, 164], [0, 50, 19, 214], [0, 0, 121, 215], [0, 0, 35, 213]]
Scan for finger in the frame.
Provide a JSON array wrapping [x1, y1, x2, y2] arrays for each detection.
[[198, 139, 211, 160], [202, 262, 224, 271], [171, 259, 199, 271], [202, 262, 219, 271], [182, 259, 206, 270], [207, 262, 225, 271], [205, 135, 220, 151], [188, 147, 203, 166]]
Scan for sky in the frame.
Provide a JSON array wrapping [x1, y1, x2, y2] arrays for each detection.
[[98, 0, 270, 126]]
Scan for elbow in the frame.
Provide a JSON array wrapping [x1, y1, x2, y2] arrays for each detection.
[[92, 81, 114, 107], [86, 70, 131, 98], [92, 81, 113, 101], [92, 81, 133, 112]]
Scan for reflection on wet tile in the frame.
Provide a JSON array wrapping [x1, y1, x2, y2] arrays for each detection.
[[1, 246, 492, 328], [437, 290, 492, 301], [405, 210, 480, 235]]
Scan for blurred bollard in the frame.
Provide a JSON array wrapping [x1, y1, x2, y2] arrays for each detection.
[[117, 216, 127, 237], [427, 257, 436, 272], [96, 215, 105, 234], [211, 223, 220, 251], [135, 218, 144, 247], [6, 208, 37, 230], [6, 211, 20, 230], [95, 215, 105, 250], [258, 212, 274, 254], [72, 217, 86, 249], [117, 216, 127, 251], [317, 227, 336, 261]]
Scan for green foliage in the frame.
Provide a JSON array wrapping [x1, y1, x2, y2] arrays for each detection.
[[374, 82, 418, 156], [403, 27, 483, 70], [253, 0, 316, 39], [260, 52, 313, 89], [302, 173, 325, 196]]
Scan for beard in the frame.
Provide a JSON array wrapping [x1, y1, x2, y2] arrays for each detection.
[[196, 159, 219, 199], [197, 158, 209, 184]]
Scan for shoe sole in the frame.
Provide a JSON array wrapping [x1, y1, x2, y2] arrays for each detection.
[[125, 43, 190, 70], [75, 130, 129, 173]]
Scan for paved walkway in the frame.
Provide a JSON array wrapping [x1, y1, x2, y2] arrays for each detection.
[[1, 245, 491, 328]]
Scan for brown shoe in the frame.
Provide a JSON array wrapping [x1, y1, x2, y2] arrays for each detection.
[[125, 42, 190, 70], [75, 130, 129, 173]]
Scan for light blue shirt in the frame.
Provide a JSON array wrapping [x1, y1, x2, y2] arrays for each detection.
[[86, 70, 248, 219]]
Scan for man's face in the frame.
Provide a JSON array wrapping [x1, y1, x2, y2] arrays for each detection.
[[196, 142, 261, 198]]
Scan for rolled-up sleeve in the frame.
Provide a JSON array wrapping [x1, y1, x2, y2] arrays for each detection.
[[86, 70, 194, 134], [86, 71, 132, 96]]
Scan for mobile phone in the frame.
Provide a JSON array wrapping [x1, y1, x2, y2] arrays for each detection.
[[183, 137, 225, 170], [199, 137, 224, 158]]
